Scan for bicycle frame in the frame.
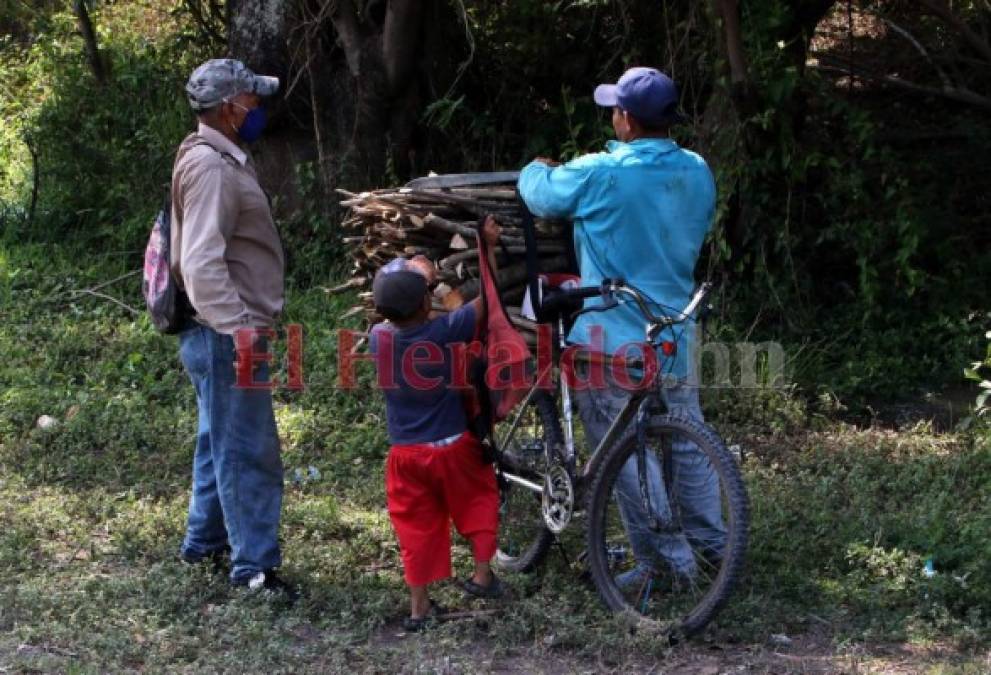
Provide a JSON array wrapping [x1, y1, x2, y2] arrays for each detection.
[[496, 280, 711, 519], [496, 315, 664, 500]]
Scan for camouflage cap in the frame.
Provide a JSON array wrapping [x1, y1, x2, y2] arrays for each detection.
[[185, 58, 280, 112]]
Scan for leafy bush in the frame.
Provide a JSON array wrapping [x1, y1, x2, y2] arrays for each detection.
[[0, 1, 211, 247], [964, 329, 991, 418]]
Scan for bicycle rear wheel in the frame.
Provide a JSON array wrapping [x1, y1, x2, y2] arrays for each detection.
[[585, 413, 748, 639], [494, 390, 561, 573]]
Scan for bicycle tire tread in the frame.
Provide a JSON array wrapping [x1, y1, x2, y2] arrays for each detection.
[[585, 413, 749, 638]]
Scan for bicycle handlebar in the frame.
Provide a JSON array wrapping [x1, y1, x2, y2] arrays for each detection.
[[538, 284, 602, 316], [543, 278, 712, 328]]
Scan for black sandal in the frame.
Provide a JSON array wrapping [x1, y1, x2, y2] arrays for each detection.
[[462, 572, 507, 599], [401, 601, 446, 633]]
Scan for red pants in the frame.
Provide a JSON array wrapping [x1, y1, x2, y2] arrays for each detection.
[[385, 431, 499, 587]]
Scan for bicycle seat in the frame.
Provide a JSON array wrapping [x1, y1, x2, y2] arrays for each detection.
[[522, 274, 583, 323], [543, 273, 581, 290]]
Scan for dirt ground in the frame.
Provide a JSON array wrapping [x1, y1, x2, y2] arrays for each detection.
[[362, 619, 990, 674]]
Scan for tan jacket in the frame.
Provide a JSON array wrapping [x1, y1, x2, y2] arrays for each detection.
[[170, 123, 285, 335]]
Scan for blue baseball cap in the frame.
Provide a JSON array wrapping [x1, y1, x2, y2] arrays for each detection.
[[593, 67, 686, 127]]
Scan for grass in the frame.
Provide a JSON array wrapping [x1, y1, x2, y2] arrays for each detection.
[[2, 240, 990, 672]]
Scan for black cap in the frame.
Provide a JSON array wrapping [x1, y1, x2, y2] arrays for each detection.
[[372, 259, 428, 320]]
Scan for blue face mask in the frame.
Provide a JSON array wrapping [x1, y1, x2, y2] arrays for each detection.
[[230, 102, 267, 143]]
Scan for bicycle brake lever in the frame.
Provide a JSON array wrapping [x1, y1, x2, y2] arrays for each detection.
[[563, 279, 625, 322]]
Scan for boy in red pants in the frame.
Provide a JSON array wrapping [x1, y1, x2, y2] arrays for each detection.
[[370, 216, 505, 631]]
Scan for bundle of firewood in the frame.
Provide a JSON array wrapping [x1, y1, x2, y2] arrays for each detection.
[[332, 183, 572, 341]]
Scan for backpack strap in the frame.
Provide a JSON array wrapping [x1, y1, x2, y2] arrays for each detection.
[[188, 135, 238, 167]]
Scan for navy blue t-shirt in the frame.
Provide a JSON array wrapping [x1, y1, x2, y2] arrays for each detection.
[[369, 304, 478, 445]]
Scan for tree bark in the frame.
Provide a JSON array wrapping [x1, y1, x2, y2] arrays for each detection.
[[327, 0, 429, 187], [382, 0, 422, 93], [715, 0, 747, 87], [228, 0, 289, 77], [713, 0, 759, 119], [24, 135, 39, 227], [72, 0, 106, 85]]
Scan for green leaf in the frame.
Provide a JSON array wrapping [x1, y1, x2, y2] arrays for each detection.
[[977, 391, 990, 409]]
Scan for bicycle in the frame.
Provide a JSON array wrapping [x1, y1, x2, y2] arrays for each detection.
[[491, 277, 749, 640]]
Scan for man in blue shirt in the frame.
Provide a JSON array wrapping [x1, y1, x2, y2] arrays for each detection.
[[518, 67, 726, 588]]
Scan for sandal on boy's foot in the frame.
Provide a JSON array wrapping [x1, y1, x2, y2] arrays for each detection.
[[462, 573, 506, 600], [402, 601, 446, 633]]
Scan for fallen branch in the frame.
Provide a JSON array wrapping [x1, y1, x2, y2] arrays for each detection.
[[88, 269, 141, 294], [69, 289, 141, 316], [323, 277, 367, 295], [812, 58, 991, 112]]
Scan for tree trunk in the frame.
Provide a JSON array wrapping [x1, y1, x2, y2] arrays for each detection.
[[714, 0, 754, 114], [223, 0, 459, 221], [25, 134, 39, 226], [72, 0, 106, 85], [329, 0, 428, 187], [701, 0, 838, 280], [227, 0, 289, 77]]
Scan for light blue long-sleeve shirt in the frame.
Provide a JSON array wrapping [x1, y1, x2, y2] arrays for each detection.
[[517, 138, 715, 378]]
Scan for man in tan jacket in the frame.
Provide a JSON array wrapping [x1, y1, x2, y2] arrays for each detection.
[[171, 58, 294, 598]]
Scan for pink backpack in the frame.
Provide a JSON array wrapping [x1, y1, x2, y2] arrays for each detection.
[[141, 194, 192, 334], [142, 139, 232, 333]]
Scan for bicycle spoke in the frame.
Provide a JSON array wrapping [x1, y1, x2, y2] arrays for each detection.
[[493, 391, 559, 573], [587, 418, 747, 634]]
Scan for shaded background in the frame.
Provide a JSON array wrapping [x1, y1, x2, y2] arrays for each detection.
[[1, 0, 989, 409]]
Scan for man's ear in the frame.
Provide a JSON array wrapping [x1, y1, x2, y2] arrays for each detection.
[[621, 110, 634, 132], [214, 100, 229, 125]]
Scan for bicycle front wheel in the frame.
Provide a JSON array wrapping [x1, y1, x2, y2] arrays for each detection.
[[585, 413, 748, 639]]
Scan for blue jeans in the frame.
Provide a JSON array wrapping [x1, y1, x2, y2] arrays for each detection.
[[178, 324, 283, 581], [573, 365, 725, 576]]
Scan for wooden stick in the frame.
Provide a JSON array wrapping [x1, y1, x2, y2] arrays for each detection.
[[323, 277, 366, 294]]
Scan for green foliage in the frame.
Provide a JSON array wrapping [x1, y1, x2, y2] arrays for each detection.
[[0, 1, 212, 247], [740, 427, 991, 644], [278, 161, 348, 289], [421, 1, 689, 169], [964, 328, 991, 417], [3, 240, 991, 670], [703, 1, 991, 407]]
